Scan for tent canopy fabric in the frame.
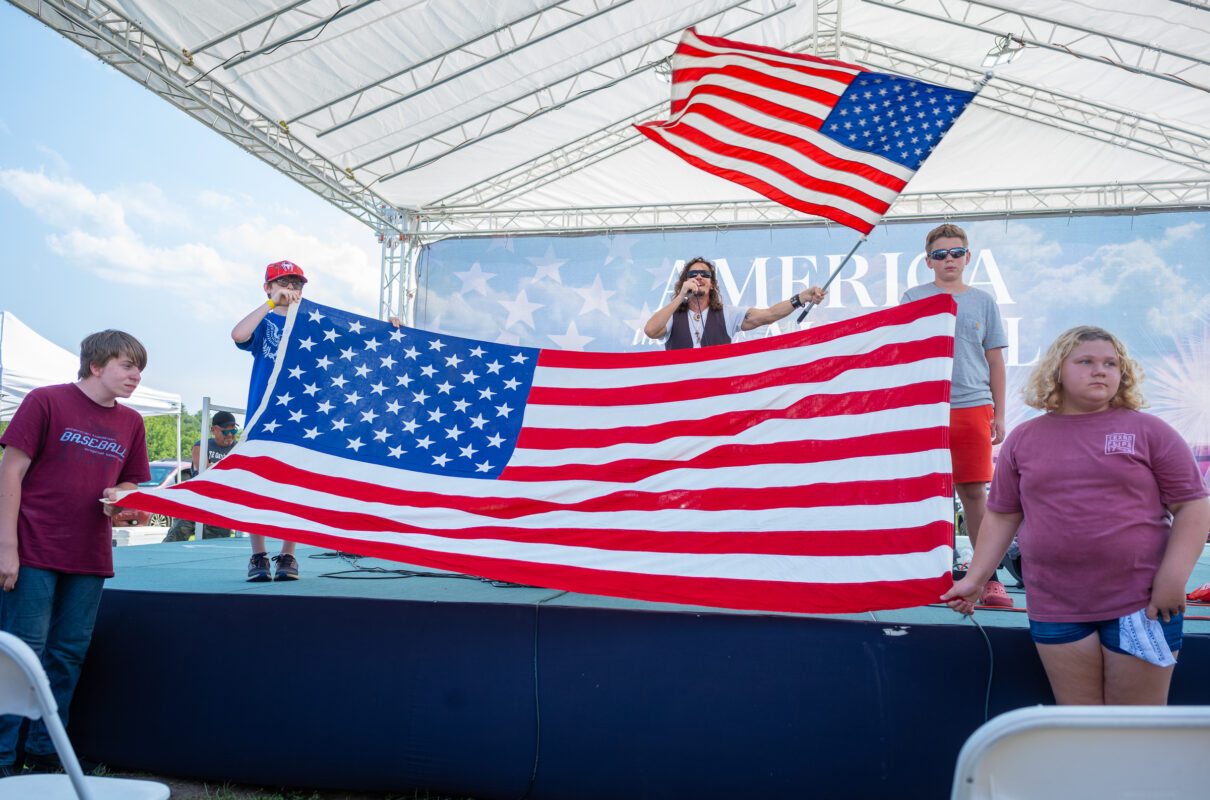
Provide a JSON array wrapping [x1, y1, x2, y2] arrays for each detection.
[[37, 0, 1210, 234], [0, 311, 182, 422]]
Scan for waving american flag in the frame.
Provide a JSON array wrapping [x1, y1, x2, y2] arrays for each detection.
[[122, 295, 957, 614], [637, 28, 977, 234]]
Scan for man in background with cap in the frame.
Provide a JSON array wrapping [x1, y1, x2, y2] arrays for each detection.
[[161, 410, 240, 543]]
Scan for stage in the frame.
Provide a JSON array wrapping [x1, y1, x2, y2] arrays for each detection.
[[67, 539, 1210, 800]]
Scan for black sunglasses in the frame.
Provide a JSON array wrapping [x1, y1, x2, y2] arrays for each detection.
[[685, 269, 713, 279], [928, 247, 969, 261]]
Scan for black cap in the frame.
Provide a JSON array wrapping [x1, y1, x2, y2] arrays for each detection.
[[212, 411, 238, 428]]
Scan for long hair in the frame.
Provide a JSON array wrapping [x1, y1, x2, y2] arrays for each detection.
[[672, 257, 723, 312], [1022, 325, 1146, 412]]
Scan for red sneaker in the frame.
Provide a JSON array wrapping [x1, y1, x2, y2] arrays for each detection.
[[1187, 583, 1210, 603], [980, 579, 1015, 608]]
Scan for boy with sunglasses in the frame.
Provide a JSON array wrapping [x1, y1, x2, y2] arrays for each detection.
[[231, 260, 309, 581], [644, 257, 826, 350], [161, 410, 240, 542], [902, 224, 1011, 608]]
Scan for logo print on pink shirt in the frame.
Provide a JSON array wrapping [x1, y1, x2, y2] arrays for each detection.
[[1105, 433, 1135, 455]]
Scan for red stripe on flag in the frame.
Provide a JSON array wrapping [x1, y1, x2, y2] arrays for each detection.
[[127, 481, 952, 558], [670, 62, 845, 120], [503, 427, 947, 483], [667, 98, 907, 192], [527, 338, 948, 408], [635, 125, 879, 232], [535, 293, 955, 370], [178, 462, 946, 516], [113, 500, 952, 614], [519, 382, 948, 450], [688, 28, 867, 73]]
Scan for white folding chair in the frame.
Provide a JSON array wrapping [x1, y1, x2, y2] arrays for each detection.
[[951, 704, 1210, 800], [0, 631, 168, 799]]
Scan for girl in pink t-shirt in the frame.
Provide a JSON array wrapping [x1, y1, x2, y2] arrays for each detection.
[[942, 326, 1210, 705]]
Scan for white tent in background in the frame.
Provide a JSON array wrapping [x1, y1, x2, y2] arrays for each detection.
[[0, 310, 182, 422]]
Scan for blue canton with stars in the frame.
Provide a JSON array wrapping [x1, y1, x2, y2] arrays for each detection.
[[823, 72, 976, 170], [246, 300, 539, 480]]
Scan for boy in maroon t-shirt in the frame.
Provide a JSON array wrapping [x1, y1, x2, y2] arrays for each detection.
[[0, 330, 150, 775]]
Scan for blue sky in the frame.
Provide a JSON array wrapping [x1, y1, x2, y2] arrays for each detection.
[[0, 4, 382, 416]]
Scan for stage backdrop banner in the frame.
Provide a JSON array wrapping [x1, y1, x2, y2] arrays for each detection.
[[417, 211, 1210, 475], [120, 295, 957, 614]]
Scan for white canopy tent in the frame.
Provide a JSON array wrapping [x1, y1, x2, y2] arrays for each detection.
[[10, 0, 1210, 322], [0, 310, 183, 422]]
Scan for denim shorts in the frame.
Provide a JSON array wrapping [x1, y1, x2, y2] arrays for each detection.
[[1028, 615, 1183, 655]]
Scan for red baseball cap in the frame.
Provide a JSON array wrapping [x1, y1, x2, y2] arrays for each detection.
[[264, 260, 307, 284]]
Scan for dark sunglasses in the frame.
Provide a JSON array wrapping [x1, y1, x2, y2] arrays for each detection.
[[928, 247, 969, 261], [685, 269, 713, 279]]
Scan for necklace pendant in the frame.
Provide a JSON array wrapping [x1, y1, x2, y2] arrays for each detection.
[[693, 311, 702, 321]]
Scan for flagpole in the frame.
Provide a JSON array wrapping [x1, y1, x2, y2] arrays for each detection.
[[795, 235, 867, 323]]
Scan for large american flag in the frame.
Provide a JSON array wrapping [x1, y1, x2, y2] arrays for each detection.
[[122, 295, 957, 614], [637, 28, 977, 234]]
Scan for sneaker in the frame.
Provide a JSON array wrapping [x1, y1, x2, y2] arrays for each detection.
[[21, 751, 61, 773], [272, 553, 300, 581], [980, 579, 1015, 608], [247, 552, 272, 582], [1187, 583, 1210, 603], [0, 763, 20, 777]]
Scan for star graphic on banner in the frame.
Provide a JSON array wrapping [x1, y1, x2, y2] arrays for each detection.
[[494, 330, 521, 346], [454, 262, 496, 295], [424, 314, 447, 335], [623, 303, 655, 339], [498, 289, 543, 329], [602, 234, 638, 265], [526, 245, 567, 284], [648, 258, 678, 290], [547, 320, 594, 351], [573, 275, 616, 317]]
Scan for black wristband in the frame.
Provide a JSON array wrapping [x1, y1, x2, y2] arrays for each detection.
[[789, 293, 803, 309]]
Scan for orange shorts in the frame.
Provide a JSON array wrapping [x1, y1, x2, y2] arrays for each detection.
[[950, 405, 994, 484]]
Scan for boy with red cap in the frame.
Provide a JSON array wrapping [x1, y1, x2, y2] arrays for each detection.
[[231, 260, 308, 581]]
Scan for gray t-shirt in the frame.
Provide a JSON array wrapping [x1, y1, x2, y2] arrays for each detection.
[[900, 283, 1007, 408]]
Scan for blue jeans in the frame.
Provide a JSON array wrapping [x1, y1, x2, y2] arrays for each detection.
[[0, 566, 104, 766], [1028, 615, 1184, 655]]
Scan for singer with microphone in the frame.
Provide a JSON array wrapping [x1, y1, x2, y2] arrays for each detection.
[[643, 257, 826, 351]]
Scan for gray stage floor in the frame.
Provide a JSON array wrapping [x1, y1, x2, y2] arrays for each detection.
[[107, 538, 1210, 634]]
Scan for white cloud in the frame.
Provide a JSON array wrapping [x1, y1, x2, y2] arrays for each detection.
[[1158, 220, 1204, 248], [0, 167, 380, 319]]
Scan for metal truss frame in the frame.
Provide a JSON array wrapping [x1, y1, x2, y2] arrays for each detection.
[[7, 0, 407, 238], [345, 0, 798, 182], [434, 27, 1210, 211], [845, 35, 1210, 172], [862, 0, 1210, 92], [433, 0, 843, 208], [308, 0, 638, 137], [414, 180, 1210, 241]]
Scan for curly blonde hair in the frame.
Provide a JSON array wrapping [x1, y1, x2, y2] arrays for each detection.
[[1022, 325, 1146, 412]]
